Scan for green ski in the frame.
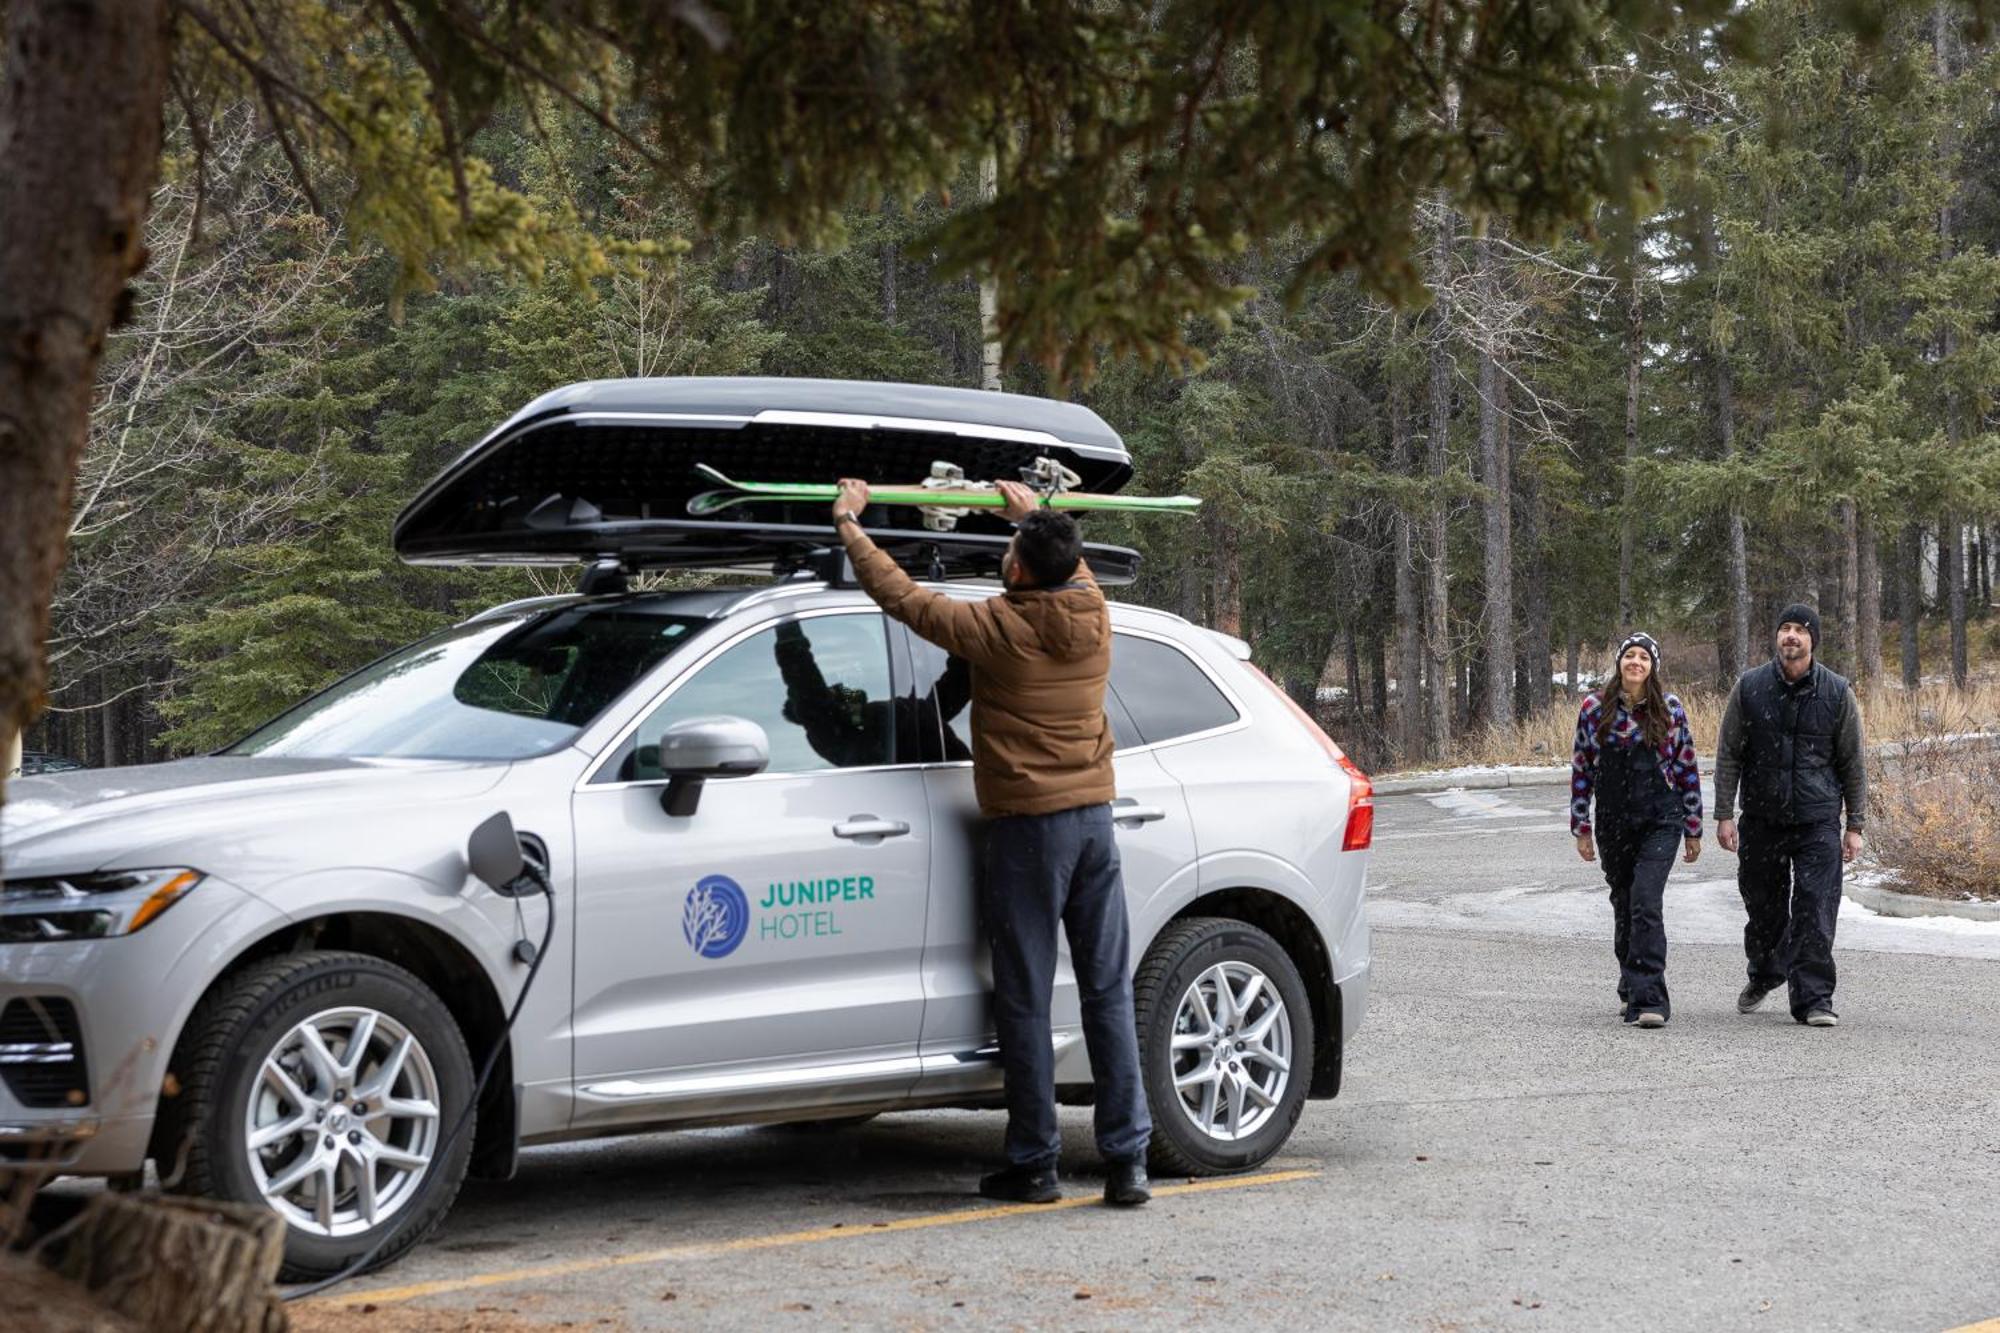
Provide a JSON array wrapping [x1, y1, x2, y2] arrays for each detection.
[[686, 461, 1199, 528]]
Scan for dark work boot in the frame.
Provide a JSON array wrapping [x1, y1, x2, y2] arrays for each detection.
[[979, 1165, 1060, 1204], [1104, 1160, 1151, 1208], [1738, 981, 1776, 1014]]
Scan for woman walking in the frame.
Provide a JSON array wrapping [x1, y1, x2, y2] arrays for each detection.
[[1570, 633, 1704, 1028]]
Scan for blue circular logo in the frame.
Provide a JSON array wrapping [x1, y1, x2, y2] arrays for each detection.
[[682, 874, 749, 959]]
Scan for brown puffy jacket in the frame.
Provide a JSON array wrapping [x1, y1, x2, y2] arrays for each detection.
[[841, 526, 1114, 818]]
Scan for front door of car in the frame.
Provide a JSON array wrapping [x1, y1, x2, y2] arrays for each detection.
[[568, 610, 932, 1130], [902, 632, 1197, 1096]]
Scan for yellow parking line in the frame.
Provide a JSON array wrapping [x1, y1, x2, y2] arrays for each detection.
[[1944, 1321, 2000, 1332], [307, 1167, 1320, 1309]]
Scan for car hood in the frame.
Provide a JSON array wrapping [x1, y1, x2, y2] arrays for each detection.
[[1, 756, 510, 881]]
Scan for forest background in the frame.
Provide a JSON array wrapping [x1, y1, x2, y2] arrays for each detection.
[[24, 0, 2000, 778]]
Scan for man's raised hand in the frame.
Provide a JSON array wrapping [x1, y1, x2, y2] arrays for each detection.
[[834, 478, 870, 522], [995, 480, 1039, 523]]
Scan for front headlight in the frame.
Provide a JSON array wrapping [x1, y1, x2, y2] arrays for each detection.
[[0, 868, 205, 942]]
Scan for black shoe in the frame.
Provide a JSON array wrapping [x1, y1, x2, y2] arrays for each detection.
[[1104, 1161, 1151, 1208], [1737, 981, 1776, 1014], [978, 1165, 1060, 1204]]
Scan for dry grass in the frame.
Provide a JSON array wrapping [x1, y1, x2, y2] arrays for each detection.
[[1866, 746, 2000, 901], [1438, 686, 1730, 770], [1429, 678, 2000, 771]]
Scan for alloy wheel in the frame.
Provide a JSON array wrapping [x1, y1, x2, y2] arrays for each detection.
[[242, 1006, 441, 1238], [1168, 960, 1292, 1142]]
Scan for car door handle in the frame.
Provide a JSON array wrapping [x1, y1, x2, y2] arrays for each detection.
[[834, 816, 912, 840], [1112, 799, 1167, 825]]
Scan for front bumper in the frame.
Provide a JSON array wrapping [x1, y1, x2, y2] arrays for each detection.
[[0, 1112, 153, 1176], [0, 876, 281, 1176]]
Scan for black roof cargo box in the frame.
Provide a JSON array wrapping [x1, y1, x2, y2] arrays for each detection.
[[392, 377, 1142, 584]]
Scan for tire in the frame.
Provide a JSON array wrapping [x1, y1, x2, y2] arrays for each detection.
[[160, 951, 475, 1281], [1133, 917, 1314, 1177]]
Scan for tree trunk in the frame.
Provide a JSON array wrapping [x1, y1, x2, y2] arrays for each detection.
[[1943, 519, 1968, 687], [0, 0, 168, 826], [1211, 516, 1243, 638], [1715, 352, 1751, 683], [1423, 202, 1454, 761], [1388, 316, 1425, 762], [1515, 440, 1551, 721], [100, 679, 120, 771], [1838, 502, 1859, 677], [1982, 524, 1995, 615], [1618, 266, 1642, 626], [1935, 11, 1968, 689], [1344, 633, 1362, 738], [1477, 249, 1514, 728], [1370, 630, 1389, 754], [977, 152, 1002, 390], [1567, 636, 1582, 702], [1857, 509, 1882, 689], [1974, 526, 1990, 615], [880, 215, 899, 325], [1816, 530, 1843, 672], [1899, 523, 1923, 690], [51, 1192, 288, 1333]]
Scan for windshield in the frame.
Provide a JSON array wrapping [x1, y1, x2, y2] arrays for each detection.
[[228, 606, 708, 760]]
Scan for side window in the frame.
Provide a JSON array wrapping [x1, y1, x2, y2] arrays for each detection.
[[602, 615, 896, 781], [1109, 633, 1239, 745], [907, 637, 1143, 757], [906, 638, 975, 763]]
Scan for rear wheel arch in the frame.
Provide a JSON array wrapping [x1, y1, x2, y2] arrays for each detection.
[[1162, 888, 1341, 1099], [154, 912, 516, 1182]]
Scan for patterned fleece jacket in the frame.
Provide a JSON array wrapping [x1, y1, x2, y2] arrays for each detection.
[[1569, 693, 1705, 840]]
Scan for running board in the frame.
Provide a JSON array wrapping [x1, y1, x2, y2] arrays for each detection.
[[575, 1032, 1081, 1106]]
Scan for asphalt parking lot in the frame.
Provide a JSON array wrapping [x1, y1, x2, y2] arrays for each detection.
[[282, 785, 2000, 1332]]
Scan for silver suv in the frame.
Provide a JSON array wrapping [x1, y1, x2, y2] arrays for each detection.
[[1, 380, 1372, 1279]]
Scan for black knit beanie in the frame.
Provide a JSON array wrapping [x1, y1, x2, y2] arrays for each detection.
[[1776, 603, 1820, 649], [1615, 632, 1662, 674]]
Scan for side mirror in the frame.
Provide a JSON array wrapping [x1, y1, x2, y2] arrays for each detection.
[[467, 811, 524, 892], [637, 716, 769, 817]]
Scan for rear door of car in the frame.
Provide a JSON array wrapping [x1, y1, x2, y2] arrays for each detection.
[[567, 609, 932, 1129], [903, 624, 1198, 1095]]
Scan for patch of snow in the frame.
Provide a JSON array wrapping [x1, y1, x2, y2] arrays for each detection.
[[1840, 895, 2000, 933], [1423, 789, 1552, 820], [1393, 762, 1567, 781]]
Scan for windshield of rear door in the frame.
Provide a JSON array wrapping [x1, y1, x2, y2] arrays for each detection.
[[225, 605, 709, 761]]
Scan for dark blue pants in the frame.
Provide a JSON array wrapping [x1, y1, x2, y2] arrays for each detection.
[[982, 803, 1151, 1170], [1598, 821, 1678, 1020], [1738, 817, 1842, 1018]]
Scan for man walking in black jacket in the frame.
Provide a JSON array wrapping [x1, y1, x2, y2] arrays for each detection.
[[1713, 604, 1868, 1027]]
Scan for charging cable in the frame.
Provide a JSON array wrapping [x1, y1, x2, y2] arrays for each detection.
[[284, 858, 555, 1301]]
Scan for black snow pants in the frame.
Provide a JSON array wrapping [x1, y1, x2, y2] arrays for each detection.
[[1594, 737, 1683, 1021], [982, 803, 1152, 1171], [1737, 816, 1843, 1019]]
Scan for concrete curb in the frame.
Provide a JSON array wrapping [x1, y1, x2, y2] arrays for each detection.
[[1372, 733, 2000, 798], [1843, 880, 2000, 922]]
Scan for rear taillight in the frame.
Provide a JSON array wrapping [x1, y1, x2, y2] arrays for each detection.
[[1245, 665, 1373, 851], [1340, 761, 1375, 851]]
